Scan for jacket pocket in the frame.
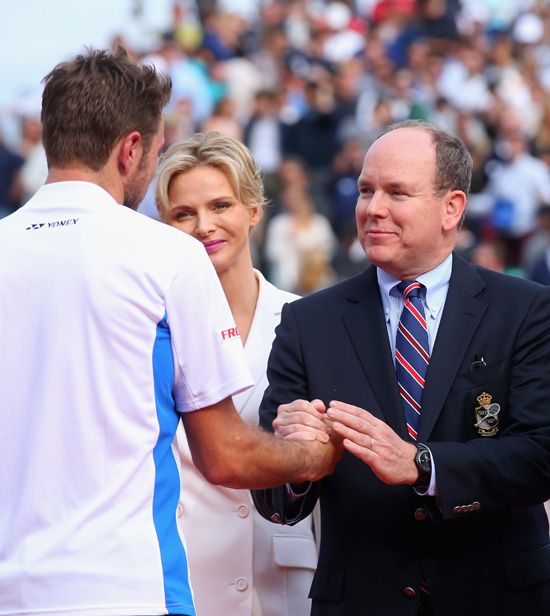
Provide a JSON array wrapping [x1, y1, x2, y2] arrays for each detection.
[[451, 359, 505, 393], [505, 544, 550, 590], [272, 534, 318, 569], [309, 568, 345, 602]]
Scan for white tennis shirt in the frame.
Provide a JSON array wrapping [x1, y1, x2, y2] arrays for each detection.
[[0, 182, 253, 616]]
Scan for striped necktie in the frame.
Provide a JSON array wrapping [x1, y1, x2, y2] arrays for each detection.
[[395, 281, 430, 441]]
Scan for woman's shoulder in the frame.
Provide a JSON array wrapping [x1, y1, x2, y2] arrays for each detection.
[[255, 269, 300, 306]]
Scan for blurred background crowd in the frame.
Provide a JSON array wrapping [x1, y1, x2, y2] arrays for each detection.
[[3, 0, 550, 295]]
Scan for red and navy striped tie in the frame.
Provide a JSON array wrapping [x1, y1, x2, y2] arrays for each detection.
[[395, 281, 430, 441]]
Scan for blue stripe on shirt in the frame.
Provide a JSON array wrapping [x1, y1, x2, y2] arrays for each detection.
[[152, 313, 195, 615]]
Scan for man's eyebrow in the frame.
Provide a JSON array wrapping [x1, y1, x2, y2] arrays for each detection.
[[387, 182, 407, 191]]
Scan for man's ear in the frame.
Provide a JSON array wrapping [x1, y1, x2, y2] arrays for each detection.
[[442, 190, 467, 232], [117, 132, 142, 176]]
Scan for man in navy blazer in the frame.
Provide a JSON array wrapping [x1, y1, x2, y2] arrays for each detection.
[[252, 120, 550, 615]]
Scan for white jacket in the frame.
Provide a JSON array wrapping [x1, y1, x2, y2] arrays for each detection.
[[175, 270, 317, 615]]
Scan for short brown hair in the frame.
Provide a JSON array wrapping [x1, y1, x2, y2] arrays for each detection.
[[41, 47, 172, 171], [156, 132, 266, 221], [384, 120, 472, 196]]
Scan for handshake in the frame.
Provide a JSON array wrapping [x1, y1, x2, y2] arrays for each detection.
[[273, 398, 420, 487]]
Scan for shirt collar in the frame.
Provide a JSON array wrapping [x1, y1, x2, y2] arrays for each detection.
[[30, 181, 121, 209], [377, 253, 453, 320]]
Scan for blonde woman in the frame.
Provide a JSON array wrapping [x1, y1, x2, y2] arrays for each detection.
[[155, 132, 317, 616]]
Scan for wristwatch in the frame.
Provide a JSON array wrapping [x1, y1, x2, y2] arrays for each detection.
[[413, 442, 432, 486]]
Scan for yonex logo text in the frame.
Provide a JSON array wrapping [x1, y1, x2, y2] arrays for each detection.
[[26, 219, 79, 231]]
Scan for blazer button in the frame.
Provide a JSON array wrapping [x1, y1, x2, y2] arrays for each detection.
[[403, 587, 416, 599], [473, 501, 481, 511], [237, 504, 250, 518], [452, 505, 463, 514], [270, 513, 282, 523], [414, 507, 428, 522], [235, 577, 249, 592]]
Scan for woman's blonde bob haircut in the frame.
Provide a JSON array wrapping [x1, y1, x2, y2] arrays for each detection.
[[155, 132, 267, 221]]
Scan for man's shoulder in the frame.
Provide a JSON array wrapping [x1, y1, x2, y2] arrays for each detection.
[[257, 270, 300, 306], [460, 258, 550, 307], [118, 208, 202, 255], [472, 263, 546, 293]]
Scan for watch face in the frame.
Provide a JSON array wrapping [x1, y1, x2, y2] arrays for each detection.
[[416, 447, 431, 474]]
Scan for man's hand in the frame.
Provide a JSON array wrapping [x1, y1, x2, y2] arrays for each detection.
[[183, 396, 341, 488], [327, 400, 418, 485], [273, 398, 331, 443]]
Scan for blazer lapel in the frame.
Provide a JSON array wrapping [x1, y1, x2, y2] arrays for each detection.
[[418, 254, 487, 440], [342, 267, 409, 439], [235, 271, 294, 414], [235, 277, 274, 413], [236, 339, 265, 415]]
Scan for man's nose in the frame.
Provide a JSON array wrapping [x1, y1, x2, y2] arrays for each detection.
[[365, 191, 386, 216]]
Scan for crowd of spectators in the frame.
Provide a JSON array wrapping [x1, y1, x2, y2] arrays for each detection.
[[3, 0, 550, 295]]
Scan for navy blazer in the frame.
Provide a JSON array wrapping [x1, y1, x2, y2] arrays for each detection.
[[253, 253, 550, 616]]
